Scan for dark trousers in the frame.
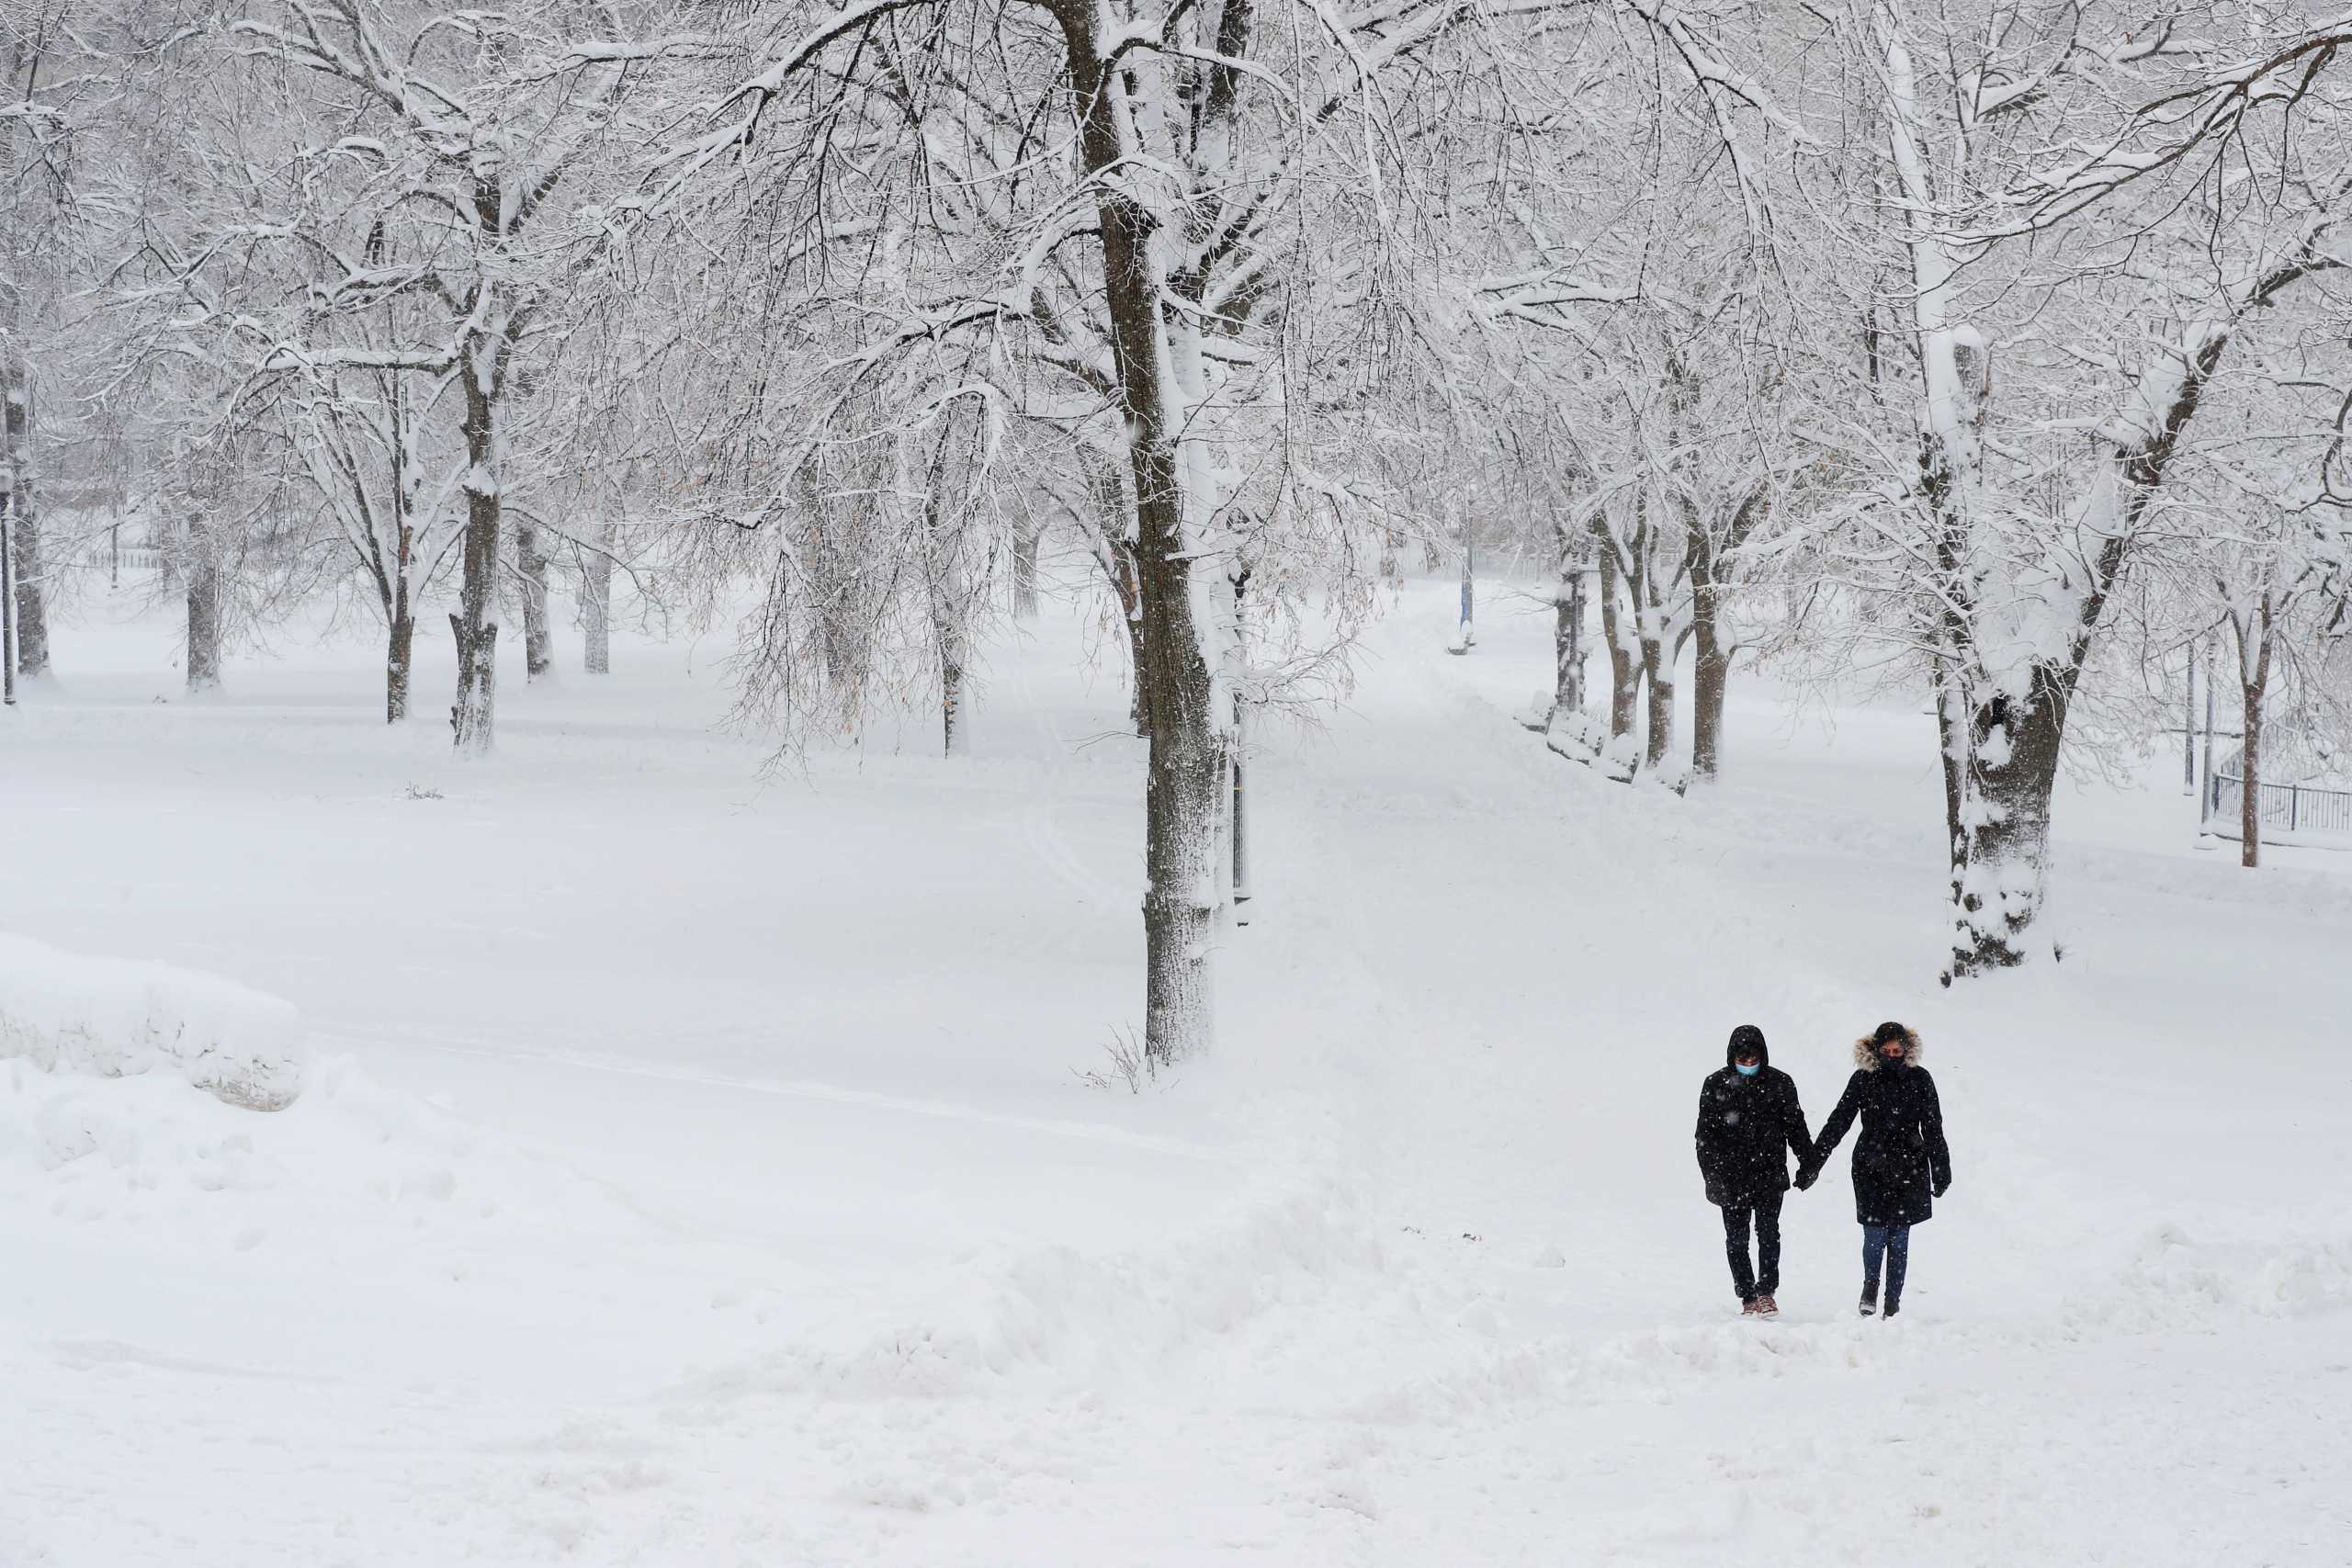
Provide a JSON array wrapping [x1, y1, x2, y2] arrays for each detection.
[[1721, 1191, 1783, 1301], [1862, 1223, 1912, 1307]]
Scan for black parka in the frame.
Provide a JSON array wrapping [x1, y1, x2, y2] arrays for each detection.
[[1693, 1034, 1815, 1208], [1814, 1028, 1951, 1226]]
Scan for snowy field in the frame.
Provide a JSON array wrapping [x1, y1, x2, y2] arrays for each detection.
[[3, 570, 2348, 1566]]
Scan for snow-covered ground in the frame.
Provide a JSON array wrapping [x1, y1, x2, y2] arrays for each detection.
[[3, 570, 2347, 1565]]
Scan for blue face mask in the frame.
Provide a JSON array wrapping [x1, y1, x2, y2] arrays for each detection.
[[1735, 1061, 1761, 1077]]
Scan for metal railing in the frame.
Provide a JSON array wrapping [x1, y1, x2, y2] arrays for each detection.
[[2209, 769, 2352, 838]]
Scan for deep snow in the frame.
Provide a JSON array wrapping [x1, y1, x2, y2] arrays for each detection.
[[1, 566, 2346, 1565]]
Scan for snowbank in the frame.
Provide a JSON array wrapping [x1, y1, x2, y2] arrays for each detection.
[[0, 933, 305, 1110]]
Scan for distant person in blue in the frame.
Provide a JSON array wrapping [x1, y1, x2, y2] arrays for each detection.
[[1814, 1021, 1951, 1318], [1694, 1024, 1819, 1318]]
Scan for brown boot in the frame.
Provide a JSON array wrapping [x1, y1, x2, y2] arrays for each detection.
[[1753, 1293, 1779, 1318]]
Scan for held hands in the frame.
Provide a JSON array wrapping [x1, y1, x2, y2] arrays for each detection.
[[1793, 1165, 1819, 1192]]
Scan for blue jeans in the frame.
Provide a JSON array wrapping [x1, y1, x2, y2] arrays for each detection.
[[1862, 1223, 1911, 1307]]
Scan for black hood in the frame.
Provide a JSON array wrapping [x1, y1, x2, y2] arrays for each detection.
[[1725, 1024, 1769, 1069]]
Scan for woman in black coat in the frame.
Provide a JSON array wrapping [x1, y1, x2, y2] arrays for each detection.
[[1813, 1021, 1951, 1317]]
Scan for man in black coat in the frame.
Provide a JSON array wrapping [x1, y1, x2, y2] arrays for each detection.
[[1694, 1023, 1819, 1316]]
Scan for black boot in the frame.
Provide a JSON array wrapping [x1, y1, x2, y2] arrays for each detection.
[[1858, 1278, 1879, 1317], [1882, 1291, 1901, 1319]]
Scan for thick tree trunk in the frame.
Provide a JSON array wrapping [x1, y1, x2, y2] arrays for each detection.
[[517, 521, 552, 680], [582, 525, 614, 675], [1640, 636, 1675, 771], [1946, 673, 2069, 979], [451, 376, 501, 754], [186, 518, 222, 694], [1134, 574, 1222, 1066], [1688, 528, 1736, 781], [1691, 640, 1728, 780], [386, 613, 414, 724], [1550, 541, 1586, 718], [7, 490, 44, 678], [1595, 525, 1641, 742]]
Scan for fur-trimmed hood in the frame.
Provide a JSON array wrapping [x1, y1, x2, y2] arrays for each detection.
[[1854, 1026, 1924, 1071]]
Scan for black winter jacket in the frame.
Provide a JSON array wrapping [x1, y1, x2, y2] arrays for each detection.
[[1693, 1036, 1815, 1209], [1814, 1027, 1952, 1227]]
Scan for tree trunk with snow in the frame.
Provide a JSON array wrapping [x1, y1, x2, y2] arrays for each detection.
[[1686, 491, 1762, 784], [1946, 673, 2074, 976], [931, 550, 970, 759], [1639, 632, 1676, 772], [2, 361, 47, 680], [186, 515, 222, 694], [517, 519, 553, 680], [1549, 517, 1587, 728], [582, 525, 615, 676], [939, 622, 968, 756], [1594, 519, 1641, 743], [1116, 546, 1148, 739], [1690, 631, 1728, 780], [922, 425, 976, 759], [386, 612, 414, 724], [2233, 596, 2274, 870], [451, 362, 502, 754]]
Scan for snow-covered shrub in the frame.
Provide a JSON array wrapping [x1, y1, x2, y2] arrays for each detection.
[[0, 933, 306, 1111]]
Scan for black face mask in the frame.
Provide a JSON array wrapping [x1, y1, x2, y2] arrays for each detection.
[[1879, 1050, 1906, 1068]]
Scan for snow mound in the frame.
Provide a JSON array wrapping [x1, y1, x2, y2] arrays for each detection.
[[0, 932, 305, 1110]]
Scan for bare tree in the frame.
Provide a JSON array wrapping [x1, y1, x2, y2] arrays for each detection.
[[1791, 2, 2352, 979], [230, 0, 638, 751]]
